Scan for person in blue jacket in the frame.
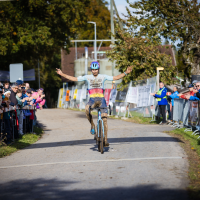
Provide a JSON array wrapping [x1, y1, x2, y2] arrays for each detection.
[[151, 82, 168, 124], [186, 82, 200, 101], [167, 86, 179, 121]]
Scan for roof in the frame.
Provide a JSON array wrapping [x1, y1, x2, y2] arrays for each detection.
[[157, 45, 176, 66]]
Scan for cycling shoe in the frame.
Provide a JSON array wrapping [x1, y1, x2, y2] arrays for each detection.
[[90, 126, 95, 135]]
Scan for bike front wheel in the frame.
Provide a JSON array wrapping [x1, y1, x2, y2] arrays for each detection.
[[99, 121, 104, 154]]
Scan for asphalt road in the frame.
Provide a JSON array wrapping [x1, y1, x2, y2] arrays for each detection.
[[0, 109, 189, 200]]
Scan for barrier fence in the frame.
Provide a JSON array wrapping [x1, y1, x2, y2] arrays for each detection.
[[57, 76, 157, 118], [0, 105, 37, 142], [167, 98, 200, 138], [57, 79, 200, 138]]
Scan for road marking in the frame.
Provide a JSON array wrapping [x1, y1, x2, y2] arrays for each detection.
[[0, 157, 183, 169]]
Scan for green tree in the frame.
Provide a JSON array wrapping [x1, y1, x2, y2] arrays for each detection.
[[0, 0, 90, 66], [0, 0, 90, 107], [107, 25, 176, 89], [77, 0, 111, 47], [126, 0, 200, 78]]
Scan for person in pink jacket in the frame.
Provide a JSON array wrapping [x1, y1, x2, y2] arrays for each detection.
[[32, 88, 46, 109]]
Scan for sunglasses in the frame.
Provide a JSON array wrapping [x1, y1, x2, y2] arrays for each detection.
[[21, 87, 25, 89]]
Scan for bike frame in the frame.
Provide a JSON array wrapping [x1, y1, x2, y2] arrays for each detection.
[[97, 109, 105, 138]]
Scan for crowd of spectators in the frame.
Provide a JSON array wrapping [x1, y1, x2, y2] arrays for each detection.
[[151, 80, 200, 125], [0, 80, 46, 145]]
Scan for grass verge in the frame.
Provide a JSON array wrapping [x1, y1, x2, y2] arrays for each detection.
[[165, 128, 200, 200], [0, 126, 43, 158]]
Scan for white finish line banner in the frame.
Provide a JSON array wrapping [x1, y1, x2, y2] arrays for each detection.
[[137, 85, 151, 107]]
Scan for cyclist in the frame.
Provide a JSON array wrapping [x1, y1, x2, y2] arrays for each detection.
[[56, 61, 132, 146]]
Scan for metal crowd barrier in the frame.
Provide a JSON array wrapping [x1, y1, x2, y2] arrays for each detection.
[[171, 99, 200, 139], [0, 105, 36, 142]]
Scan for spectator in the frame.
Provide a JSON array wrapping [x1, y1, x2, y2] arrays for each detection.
[[16, 80, 23, 89], [167, 86, 179, 121], [9, 83, 19, 139], [4, 91, 11, 107], [0, 88, 4, 142], [192, 80, 198, 87], [25, 83, 30, 90], [2, 90, 12, 144], [16, 89, 28, 135], [25, 89, 33, 104], [10, 83, 18, 106], [178, 84, 194, 99], [32, 88, 46, 109], [0, 79, 40, 146], [166, 96, 171, 121], [189, 82, 200, 100], [193, 82, 200, 99], [150, 82, 168, 125], [3, 81, 10, 93], [185, 82, 200, 101]]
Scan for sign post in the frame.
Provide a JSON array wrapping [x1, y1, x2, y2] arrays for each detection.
[[9, 63, 23, 83], [156, 67, 164, 91]]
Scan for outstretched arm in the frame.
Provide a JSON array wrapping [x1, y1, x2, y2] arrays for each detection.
[[56, 68, 78, 82], [113, 66, 133, 81]]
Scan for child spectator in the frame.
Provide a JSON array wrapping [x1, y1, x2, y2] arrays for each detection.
[[32, 88, 46, 109]]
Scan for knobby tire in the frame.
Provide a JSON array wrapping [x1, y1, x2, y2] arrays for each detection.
[[98, 123, 101, 152], [100, 121, 104, 154]]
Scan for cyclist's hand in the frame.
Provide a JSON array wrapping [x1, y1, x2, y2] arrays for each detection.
[[126, 66, 133, 74], [56, 68, 62, 75]]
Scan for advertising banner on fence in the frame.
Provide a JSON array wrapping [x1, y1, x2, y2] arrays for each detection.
[[115, 88, 128, 106], [57, 88, 64, 108], [73, 89, 78, 100], [76, 89, 82, 101], [104, 89, 112, 105], [65, 90, 70, 101], [81, 89, 87, 100], [188, 101, 198, 127], [126, 87, 138, 104], [149, 83, 156, 106], [109, 89, 117, 103], [137, 85, 151, 107]]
